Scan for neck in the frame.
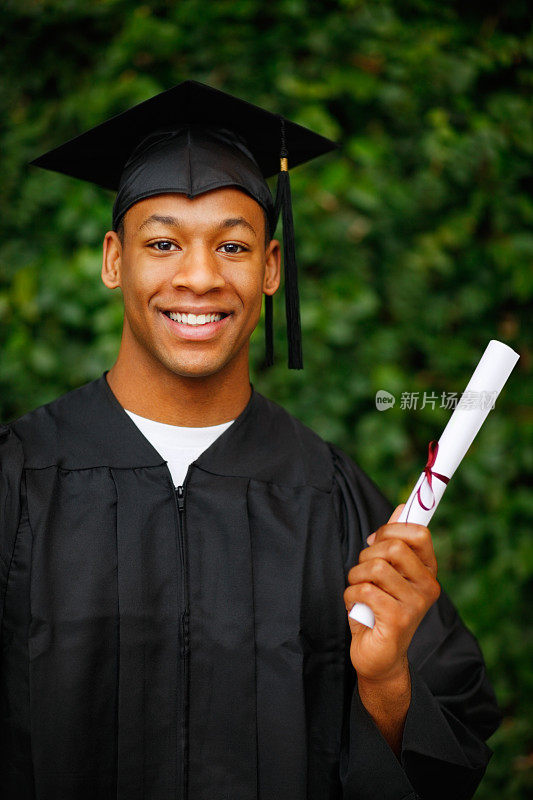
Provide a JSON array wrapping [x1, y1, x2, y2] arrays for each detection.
[[105, 348, 252, 427]]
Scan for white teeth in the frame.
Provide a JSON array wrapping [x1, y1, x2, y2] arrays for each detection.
[[167, 312, 223, 325]]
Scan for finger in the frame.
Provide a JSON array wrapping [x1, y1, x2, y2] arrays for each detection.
[[345, 558, 414, 604], [347, 553, 440, 611], [344, 580, 398, 620], [387, 503, 405, 524], [369, 522, 437, 574], [366, 505, 404, 545], [354, 538, 438, 590]]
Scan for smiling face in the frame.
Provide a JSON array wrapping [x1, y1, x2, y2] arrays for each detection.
[[101, 188, 280, 385]]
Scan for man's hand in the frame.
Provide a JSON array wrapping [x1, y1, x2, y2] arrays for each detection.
[[344, 504, 441, 683], [343, 504, 441, 755]]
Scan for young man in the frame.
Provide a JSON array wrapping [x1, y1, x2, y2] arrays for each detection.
[[0, 81, 500, 800]]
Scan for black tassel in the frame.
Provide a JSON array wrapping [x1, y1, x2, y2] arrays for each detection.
[[264, 292, 274, 366], [274, 117, 303, 369]]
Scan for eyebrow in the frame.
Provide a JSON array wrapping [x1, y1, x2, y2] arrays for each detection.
[[138, 214, 257, 237]]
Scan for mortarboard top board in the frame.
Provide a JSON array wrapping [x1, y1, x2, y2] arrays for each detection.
[[30, 80, 340, 369], [30, 80, 337, 192]]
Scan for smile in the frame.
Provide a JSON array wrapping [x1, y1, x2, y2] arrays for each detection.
[[160, 310, 232, 341], [164, 311, 228, 326]]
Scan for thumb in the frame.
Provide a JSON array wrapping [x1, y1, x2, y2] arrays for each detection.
[[367, 504, 406, 545], [387, 503, 405, 524]]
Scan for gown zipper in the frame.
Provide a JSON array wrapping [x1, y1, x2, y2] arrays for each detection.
[[175, 484, 190, 799]]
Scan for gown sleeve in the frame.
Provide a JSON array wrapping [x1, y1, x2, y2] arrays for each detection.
[[0, 424, 24, 637], [329, 443, 502, 800]]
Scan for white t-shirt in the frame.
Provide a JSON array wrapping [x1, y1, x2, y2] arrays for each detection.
[[124, 409, 234, 488]]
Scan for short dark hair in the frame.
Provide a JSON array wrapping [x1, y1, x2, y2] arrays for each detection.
[[116, 215, 125, 244], [115, 201, 272, 249]]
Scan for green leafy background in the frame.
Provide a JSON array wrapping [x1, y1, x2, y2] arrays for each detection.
[[1, 1, 531, 796]]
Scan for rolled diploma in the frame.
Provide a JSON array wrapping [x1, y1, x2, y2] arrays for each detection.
[[349, 340, 520, 629]]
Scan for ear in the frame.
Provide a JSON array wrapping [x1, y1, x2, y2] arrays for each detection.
[[263, 239, 281, 296], [101, 231, 123, 289]]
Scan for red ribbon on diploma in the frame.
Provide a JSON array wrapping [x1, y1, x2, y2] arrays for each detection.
[[416, 440, 450, 511]]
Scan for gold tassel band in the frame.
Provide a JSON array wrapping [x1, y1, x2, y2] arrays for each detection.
[[280, 157, 288, 172]]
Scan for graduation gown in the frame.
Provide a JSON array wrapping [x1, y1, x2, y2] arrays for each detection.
[[0, 373, 501, 800]]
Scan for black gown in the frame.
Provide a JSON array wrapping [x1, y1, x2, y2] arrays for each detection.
[[0, 373, 501, 800]]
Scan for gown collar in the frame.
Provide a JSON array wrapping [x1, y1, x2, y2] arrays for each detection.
[[11, 370, 332, 488], [98, 372, 331, 490]]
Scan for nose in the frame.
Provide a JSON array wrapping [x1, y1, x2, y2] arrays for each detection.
[[170, 243, 226, 295]]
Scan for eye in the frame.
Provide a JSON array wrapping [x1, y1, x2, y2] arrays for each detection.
[[150, 240, 178, 252], [218, 242, 248, 254]]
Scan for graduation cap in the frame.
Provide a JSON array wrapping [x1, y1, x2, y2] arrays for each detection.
[[30, 80, 338, 369]]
